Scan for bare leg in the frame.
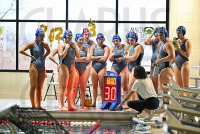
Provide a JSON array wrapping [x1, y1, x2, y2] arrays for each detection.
[[151, 64, 159, 94], [91, 67, 98, 107], [57, 68, 61, 108], [58, 64, 69, 111], [85, 63, 92, 83], [79, 70, 89, 109], [126, 70, 138, 111], [174, 64, 183, 95], [160, 68, 173, 107], [98, 67, 107, 103], [120, 67, 129, 108], [67, 68, 77, 111], [72, 69, 79, 105], [36, 67, 46, 108], [128, 71, 138, 100], [181, 62, 190, 96], [29, 64, 38, 108]]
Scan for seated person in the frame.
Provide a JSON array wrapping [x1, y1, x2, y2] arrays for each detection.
[[117, 65, 159, 120]]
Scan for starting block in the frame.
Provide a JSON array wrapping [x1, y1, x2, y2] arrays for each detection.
[[164, 108, 200, 133], [169, 78, 200, 96], [162, 83, 200, 106], [162, 79, 200, 133], [163, 93, 200, 118]]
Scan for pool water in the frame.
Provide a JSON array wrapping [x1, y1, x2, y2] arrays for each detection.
[[64, 121, 134, 134]]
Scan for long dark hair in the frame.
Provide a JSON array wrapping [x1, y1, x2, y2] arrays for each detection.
[[133, 65, 147, 79]]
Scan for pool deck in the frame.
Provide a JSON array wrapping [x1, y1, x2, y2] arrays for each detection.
[[0, 98, 166, 134]]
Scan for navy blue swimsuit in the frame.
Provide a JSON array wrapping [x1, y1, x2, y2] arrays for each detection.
[[112, 44, 127, 75], [92, 45, 107, 73], [30, 41, 45, 72], [83, 40, 93, 66], [175, 39, 189, 70], [75, 47, 87, 76], [60, 44, 76, 73], [128, 44, 144, 72], [158, 42, 173, 73]]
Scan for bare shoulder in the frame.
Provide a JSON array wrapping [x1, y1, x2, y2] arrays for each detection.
[[59, 42, 65, 46], [164, 41, 173, 50], [28, 40, 35, 46], [186, 39, 191, 44], [110, 46, 115, 51], [27, 40, 35, 49], [104, 45, 110, 50], [138, 44, 144, 50], [166, 41, 173, 46], [91, 40, 96, 46], [42, 41, 49, 46]]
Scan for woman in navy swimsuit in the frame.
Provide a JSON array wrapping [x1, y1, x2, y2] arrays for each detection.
[[174, 26, 191, 95], [154, 27, 175, 109], [90, 33, 110, 107], [73, 33, 91, 109], [124, 32, 144, 110], [144, 27, 160, 94], [19, 28, 50, 109], [109, 34, 129, 108], [82, 28, 96, 83], [58, 30, 80, 111]]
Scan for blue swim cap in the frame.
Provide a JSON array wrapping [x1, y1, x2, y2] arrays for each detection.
[[154, 28, 159, 34], [112, 34, 121, 42], [128, 32, 138, 42], [35, 28, 44, 39], [96, 33, 105, 42], [126, 32, 130, 38], [62, 30, 72, 41], [158, 27, 168, 38], [176, 26, 186, 36], [75, 33, 84, 42]]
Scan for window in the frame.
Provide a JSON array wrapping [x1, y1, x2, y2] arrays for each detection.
[[118, 23, 166, 72], [19, 0, 66, 20], [19, 22, 66, 70], [0, 0, 169, 71], [0, 22, 16, 70], [69, 23, 115, 47], [0, 0, 16, 20], [68, 0, 116, 20], [118, 0, 166, 21]]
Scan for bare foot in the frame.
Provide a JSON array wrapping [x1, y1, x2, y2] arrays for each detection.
[[125, 108, 138, 112], [61, 107, 68, 111], [91, 104, 96, 107], [82, 107, 89, 110], [68, 105, 77, 111]]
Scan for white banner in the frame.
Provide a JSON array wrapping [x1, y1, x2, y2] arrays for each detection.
[[0, 26, 4, 49]]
